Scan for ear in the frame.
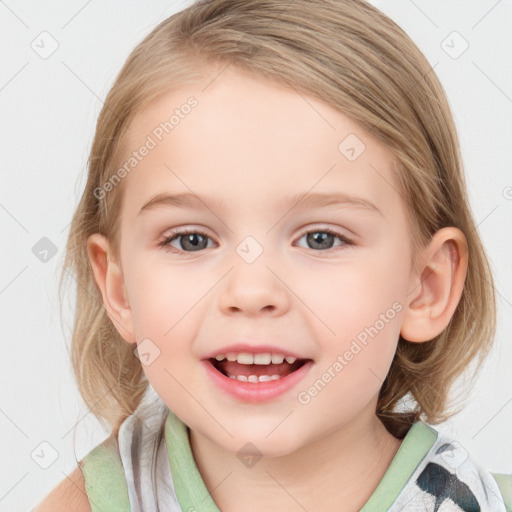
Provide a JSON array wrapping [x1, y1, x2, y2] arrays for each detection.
[[400, 227, 468, 343], [86, 233, 136, 344]]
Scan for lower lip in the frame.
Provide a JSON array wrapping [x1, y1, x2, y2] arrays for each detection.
[[201, 359, 313, 403]]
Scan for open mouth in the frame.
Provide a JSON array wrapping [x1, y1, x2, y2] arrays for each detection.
[[209, 354, 310, 383]]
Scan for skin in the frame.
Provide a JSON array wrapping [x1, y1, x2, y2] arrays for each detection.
[[87, 64, 468, 511]]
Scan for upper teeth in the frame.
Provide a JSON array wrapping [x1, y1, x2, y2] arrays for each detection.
[[214, 353, 297, 365]]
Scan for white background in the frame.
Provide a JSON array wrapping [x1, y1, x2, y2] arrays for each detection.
[[1, 1, 510, 510]]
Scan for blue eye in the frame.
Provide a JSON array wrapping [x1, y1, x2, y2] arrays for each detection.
[[159, 227, 353, 254], [295, 229, 352, 251], [159, 229, 214, 253]]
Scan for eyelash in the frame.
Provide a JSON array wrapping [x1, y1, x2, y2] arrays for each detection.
[[158, 227, 354, 254]]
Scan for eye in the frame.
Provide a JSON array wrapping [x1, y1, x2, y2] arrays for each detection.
[[159, 229, 215, 253], [295, 228, 353, 251], [158, 226, 354, 254]]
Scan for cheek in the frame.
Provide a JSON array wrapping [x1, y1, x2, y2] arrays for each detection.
[[297, 250, 409, 341], [300, 306, 403, 418], [125, 261, 205, 403], [127, 257, 208, 337], [294, 249, 407, 406]]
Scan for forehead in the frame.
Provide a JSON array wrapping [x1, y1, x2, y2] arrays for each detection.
[[119, 65, 403, 222]]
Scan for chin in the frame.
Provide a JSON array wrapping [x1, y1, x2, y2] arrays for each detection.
[[223, 424, 305, 459]]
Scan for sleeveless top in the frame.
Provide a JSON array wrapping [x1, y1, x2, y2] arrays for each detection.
[[79, 387, 512, 511]]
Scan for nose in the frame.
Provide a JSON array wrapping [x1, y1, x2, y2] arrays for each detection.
[[218, 258, 290, 317]]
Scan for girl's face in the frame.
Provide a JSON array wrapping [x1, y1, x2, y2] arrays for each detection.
[[114, 65, 417, 456]]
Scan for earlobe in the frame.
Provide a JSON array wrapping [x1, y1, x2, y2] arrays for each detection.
[[400, 227, 468, 343], [86, 233, 137, 344]]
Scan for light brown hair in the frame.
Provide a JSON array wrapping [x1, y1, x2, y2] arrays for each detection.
[[60, 0, 496, 439]]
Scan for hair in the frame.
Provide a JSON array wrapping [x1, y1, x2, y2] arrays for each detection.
[[60, 0, 496, 439]]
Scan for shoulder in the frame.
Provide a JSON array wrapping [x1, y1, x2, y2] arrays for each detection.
[[392, 422, 512, 511], [423, 425, 512, 510], [33, 466, 91, 512], [34, 433, 132, 512]]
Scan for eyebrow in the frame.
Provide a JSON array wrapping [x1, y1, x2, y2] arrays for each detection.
[[138, 191, 383, 216]]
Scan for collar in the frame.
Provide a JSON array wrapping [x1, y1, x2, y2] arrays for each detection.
[[164, 409, 437, 512]]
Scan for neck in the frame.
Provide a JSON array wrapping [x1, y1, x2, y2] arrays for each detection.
[[189, 407, 403, 512]]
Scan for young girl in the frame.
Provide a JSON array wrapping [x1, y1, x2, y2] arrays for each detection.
[[36, 0, 511, 510]]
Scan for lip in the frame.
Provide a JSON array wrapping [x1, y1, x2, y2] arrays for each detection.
[[202, 343, 307, 360], [201, 358, 313, 403]]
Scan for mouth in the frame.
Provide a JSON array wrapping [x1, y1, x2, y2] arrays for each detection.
[[207, 353, 311, 383]]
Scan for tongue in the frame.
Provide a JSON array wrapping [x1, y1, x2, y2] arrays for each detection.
[[216, 360, 298, 378]]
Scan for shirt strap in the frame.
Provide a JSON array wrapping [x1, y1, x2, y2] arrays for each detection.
[[164, 409, 221, 511], [79, 434, 131, 512], [360, 421, 438, 511]]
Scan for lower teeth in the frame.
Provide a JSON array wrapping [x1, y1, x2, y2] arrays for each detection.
[[227, 374, 281, 382]]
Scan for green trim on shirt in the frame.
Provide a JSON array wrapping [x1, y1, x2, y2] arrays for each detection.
[[165, 409, 222, 511], [359, 421, 438, 511], [79, 434, 131, 512], [164, 410, 437, 512], [84, 409, 496, 512]]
